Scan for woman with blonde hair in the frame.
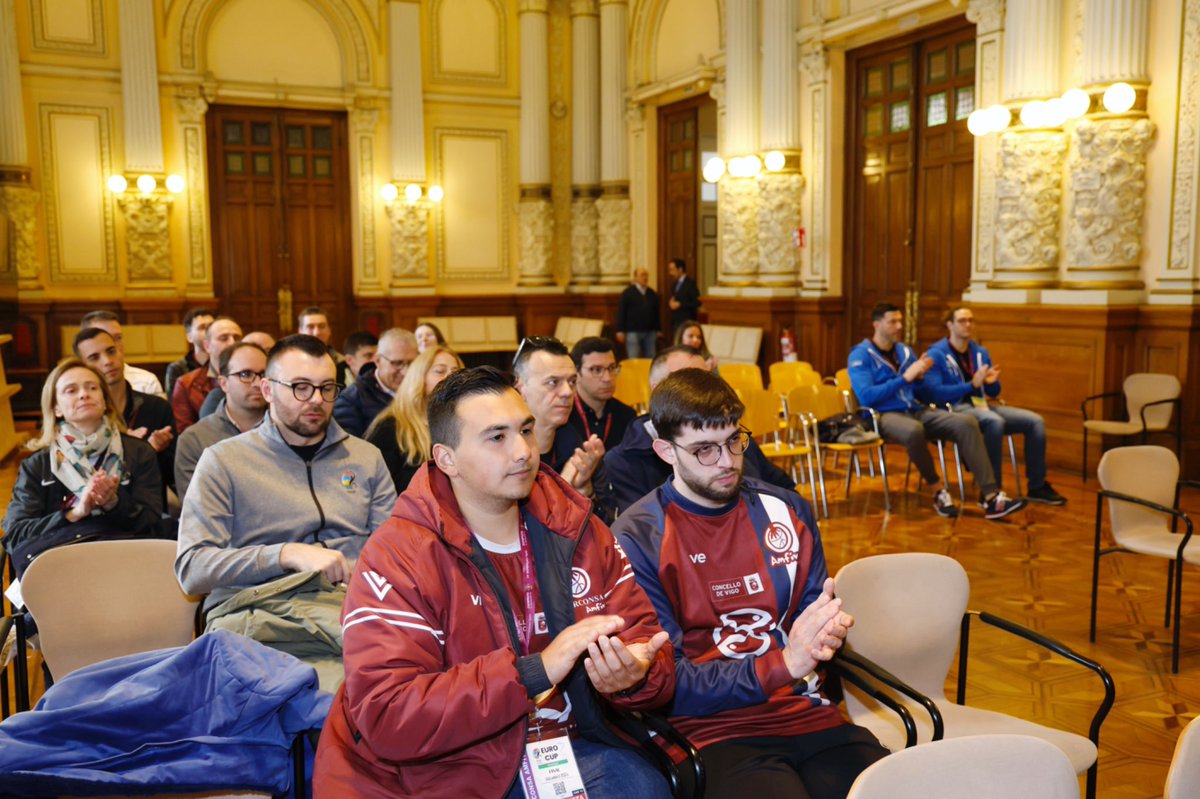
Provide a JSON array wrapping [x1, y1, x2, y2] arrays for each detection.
[[3, 358, 164, 576], [366, 345, 464, 492]]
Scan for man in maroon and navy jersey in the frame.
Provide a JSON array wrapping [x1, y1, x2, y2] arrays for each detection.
[[315, 367, 675, 799], [613, 368, 888, 798]]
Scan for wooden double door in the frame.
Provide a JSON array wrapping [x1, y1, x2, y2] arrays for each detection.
[[206, 105, 352, 339], [845, 18, 977, 349]]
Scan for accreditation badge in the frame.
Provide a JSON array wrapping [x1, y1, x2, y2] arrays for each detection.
[[519, 734, 588, 799], [970, 395, 989, 410]]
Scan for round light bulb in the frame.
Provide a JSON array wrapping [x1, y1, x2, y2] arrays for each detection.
[[136, 174, 157, 193], [380, 183, 399, 202], [1043, 98, 1068, 128], [986, 104, 1012, 133], [427, 185, 444, 202], [1103, 82, 1136, 114], [702, 156, 726, 183], [967, 109, 989, 136], [744, 155, 763, 176], [1061, 88, 1091, 119], [1019, 100, 1044, 128], [165, 174, 186, 193], [764, 150, 786, 172], [404, 183, 423, 202], [107, 175, 128, 194]]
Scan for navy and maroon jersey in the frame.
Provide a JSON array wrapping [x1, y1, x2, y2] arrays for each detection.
[[613, 477, 844, 749]]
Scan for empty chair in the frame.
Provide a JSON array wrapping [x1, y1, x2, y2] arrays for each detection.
[[718, 362, 764, 397], [614, 357, 652, 412], [1082, 372, 1182, 481], [740, 388, 816, 498], [846, 734, 1078, 799], [1165, 714, 1200, 798], [768, 360, 817, 395], [835, 552, 1113, 799], [1092, 445, 1200, 673]]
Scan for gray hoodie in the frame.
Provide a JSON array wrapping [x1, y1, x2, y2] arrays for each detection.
[[176, 415, 397, 608]]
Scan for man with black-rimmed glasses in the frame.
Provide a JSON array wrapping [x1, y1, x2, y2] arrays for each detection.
[[612, 368, 888, 798], [333, 327, 418, 437], [176, 335, 395, 687]]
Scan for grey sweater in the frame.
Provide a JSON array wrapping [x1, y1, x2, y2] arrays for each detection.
[[176, 415, 397, 608]]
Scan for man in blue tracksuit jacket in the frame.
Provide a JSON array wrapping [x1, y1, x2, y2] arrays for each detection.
[[847, 302, 1026, 521], [922, 306, 1066, 505]]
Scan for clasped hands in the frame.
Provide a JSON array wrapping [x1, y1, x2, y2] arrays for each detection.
[[540, 614, 669, 695], [65, 469, 121, 522]]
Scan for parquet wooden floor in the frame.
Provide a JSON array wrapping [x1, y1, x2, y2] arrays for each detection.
[[1, 447, 1195, 797]]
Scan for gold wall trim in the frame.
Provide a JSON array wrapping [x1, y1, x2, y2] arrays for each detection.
[[37, 103, 116, 283], [30, 0, 106, 56], [429, 0, 508, 87], [434, 127, 511, 281]]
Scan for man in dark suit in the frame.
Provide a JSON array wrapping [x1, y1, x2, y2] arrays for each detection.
[[667, 258, 700, 332]]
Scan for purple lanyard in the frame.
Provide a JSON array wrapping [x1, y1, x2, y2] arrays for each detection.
[[516, 518, 537, 655]]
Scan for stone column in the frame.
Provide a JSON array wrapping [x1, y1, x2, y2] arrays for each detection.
[[387, 0, 432, 289], [118, 0, 172, 286], [518, 0, 554, 286], [717, 0, 759, 286], [570, 0, 600, 287], [962, 0, 1006, 301], [596, 0, 630, 286], [1158, 0, 1200, 302], [1054, 0, 1152, 299], [0, 0, 39, 287], [755, 0, 801, 288], [991, 0, 1065, 290]]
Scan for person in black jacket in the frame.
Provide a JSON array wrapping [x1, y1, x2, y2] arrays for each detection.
[[3, 359, 164, 577], [615, 267, 659, 358], [667, 258, 700, 330], [333, 327, 417, 437]]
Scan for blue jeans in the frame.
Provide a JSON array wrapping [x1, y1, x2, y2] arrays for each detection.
[[623, 331, 658, 359], [955, 402, 1048, 490], [504, 737, 670, 799]]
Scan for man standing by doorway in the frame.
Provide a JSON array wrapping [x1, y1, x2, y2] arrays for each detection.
[[666, 258, 700, 332], [615, 268, 659, 358]]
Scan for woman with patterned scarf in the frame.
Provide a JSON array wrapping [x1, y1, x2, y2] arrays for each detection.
[[3, 358, 164, 577]]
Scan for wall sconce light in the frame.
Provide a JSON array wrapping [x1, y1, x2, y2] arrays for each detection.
[[107, 175, 128, 193], [1102, 82, 1136, 114], [702, 156, 726, 183], [165, 174, 186, 193], [727, 155, 763, 178], [763, 150, 786, 172], [427, 185, 444, 202], [381, 182, 445, 204], [380, 183, 399, 202], [136, 174, 157, 193], [1061, 88, 1091, 119], [967, 104, 1013, 136], [404, 183, 423, 202]]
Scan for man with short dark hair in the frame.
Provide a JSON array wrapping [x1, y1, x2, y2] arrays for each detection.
[[341, 330, 379, 385], [299, 305, 349, 386], [165, 308, 216, 398], [616, 267, 659, 358], [170, 317, 243, 434], [333, 327, 417, 437], [847, 302, 1026, 520], [604, 345, 797, 513], [74, 327, 176, 494], [176, 335, 395, 687], [666, 258, 700, 331], [196, 331, 277, 421], [923, 305, 1066, 505], [79, 310, 165, 397], [173, 341, 269, 500], [567, 336, 636, 450], [613, 368, 887, 797], [315, 367, 674, 798]]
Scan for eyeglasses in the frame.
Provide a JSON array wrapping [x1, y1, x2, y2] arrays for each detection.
[[669, 428, 751, 466], [377, 355, 413, 371], [224, 369, 265, 384], [513, 336, 563, 367], [584, 364, 622, 377], [268, 377, 341, 402]]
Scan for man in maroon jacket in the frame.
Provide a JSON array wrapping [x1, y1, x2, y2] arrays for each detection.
[[315, 367, 675, 799]]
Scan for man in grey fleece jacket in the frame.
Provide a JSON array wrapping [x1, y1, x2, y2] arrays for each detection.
[[176, 335, 396, 612]]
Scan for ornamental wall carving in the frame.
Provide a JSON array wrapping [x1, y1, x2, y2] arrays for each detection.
[[718, 176, 759, 282], [596, 194, 631, 285], [518, 199, 555, 285], [0, 184, 40, 283], [994, 130, 1067, 275], [1065, 117, 1155, 269], [756, 171, 804, 285], [385, 202, 429, 282], [570, 196, 600, 285], [117, 194, 173, 281], [1169, 0, 1200, 274]]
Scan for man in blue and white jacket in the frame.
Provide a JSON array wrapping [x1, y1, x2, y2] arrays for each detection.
[[847, 302, 1026, 521], [922, 306, 1066, 505]]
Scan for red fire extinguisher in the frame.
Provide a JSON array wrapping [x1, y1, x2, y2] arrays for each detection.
[[780, 326, 798, 362]]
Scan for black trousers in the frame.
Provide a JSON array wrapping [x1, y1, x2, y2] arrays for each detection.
[[700, 724, 888, 799]]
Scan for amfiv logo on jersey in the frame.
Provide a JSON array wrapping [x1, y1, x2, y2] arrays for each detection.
[[764, 521, 799, 567]]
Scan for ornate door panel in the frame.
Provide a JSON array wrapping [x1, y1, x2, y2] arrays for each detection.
[[206, 106, 351, 339], [658, 96, 706, 328], [846, 18, 976, 350]]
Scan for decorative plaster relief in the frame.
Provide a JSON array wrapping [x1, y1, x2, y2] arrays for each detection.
[[995, 130, 1067, 273], [972, 33, 1002, 280], [718, 176, 759, 283], [966, 0, 1005, 35], [117, 194, 172, 281], [801, 43, 829, 83], [518, 199, 554, 285], [756, 170, 804, 285], [386, 202, 430, 283], [0, 183, 40, 283], [1169, 0, 1200, 272], [596, 193, 630, 285], [350, 106, 380, 286], [30, 0, 106, 55], [570, 196, 599, 285], [1065, 117, 1155, 269], [176, 91, 209, 287]]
